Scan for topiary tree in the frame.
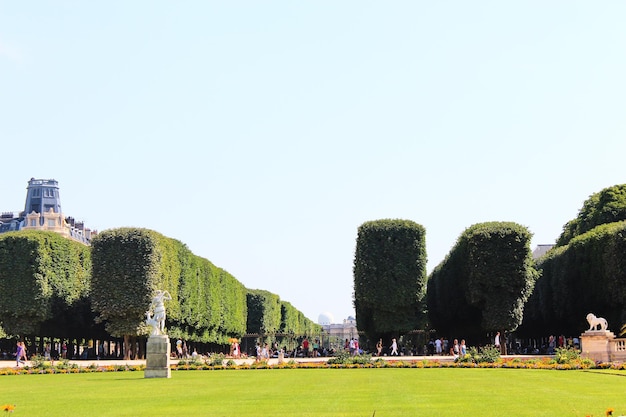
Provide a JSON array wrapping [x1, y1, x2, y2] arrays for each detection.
[[91, 228, 180, 359], [91, 227, 249, 355], [353, 219, 428, 346], [428, 222, 538, 351], [0, 231, 91, 337]]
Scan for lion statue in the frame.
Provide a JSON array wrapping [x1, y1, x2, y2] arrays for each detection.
[[586, 313, 608, 331]]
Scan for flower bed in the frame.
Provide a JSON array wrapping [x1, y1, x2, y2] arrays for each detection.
[[2, 355, 625, 376]]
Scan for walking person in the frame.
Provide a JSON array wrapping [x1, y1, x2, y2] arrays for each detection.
[[15, 341, 27, 367], [390, 338, 398, 356], [376, 338, 383, 356]]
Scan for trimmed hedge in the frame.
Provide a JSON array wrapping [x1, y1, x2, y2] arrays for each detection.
[[522, 220, 626, 335], [0, 231, 91, 336], [353, 219, 428, 342], [91, 228, 247, 343], [246, 289, 282, 335], [428, 222, 537, 340]]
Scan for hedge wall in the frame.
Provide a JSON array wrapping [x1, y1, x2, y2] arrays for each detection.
[[522, 220, 626, 336], [427, 222, 537, 341], [91, 228, 248, 344], [0, 231, 91, 336], [246, 289, 282, 335]]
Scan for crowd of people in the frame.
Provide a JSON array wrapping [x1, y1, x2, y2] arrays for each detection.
[[4, 332, 586, 367]]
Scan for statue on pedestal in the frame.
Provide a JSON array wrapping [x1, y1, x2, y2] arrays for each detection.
[[586, 313, 608, 332], [146, 290, 172, 336]]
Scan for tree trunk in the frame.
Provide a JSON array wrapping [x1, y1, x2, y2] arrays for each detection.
[[123, 334, 131, 360]]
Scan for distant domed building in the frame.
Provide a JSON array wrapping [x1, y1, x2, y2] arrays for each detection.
[[0, 178, 96, 245], [318, 314, 358, 349], [317, 312, 334, 326]]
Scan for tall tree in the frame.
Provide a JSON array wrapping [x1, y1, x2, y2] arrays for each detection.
[[246, 289, 282, 336], [428, 222, 538, 350], [0, 231, 91, 336], [557, 184, 626, 247], [521, 184, 626, 338], [91, 228, 180, 358], [353, 219, 427, 345]]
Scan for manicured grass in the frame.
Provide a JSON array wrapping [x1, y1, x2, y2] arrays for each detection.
[[1, 368, 626, 416]]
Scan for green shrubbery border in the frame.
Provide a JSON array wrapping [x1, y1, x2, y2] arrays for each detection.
[[2, 351, 620, 376]]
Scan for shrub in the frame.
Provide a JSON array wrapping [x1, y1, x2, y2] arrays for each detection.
[[453, 346, 501, 364], [476, 346, 501, 363], [554, 347, 580, 364], [327, 351, 351, 365], [206, 353, 225, 367], [327, 351, 373, 365], [30, 355, 52, 370], [54, 359, 77, 370]]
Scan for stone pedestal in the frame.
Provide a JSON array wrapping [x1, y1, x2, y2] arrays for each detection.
[[580, 330, 615, 363], [145, 335, 171, 378]]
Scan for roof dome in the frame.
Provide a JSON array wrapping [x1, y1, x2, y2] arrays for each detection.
[[318, 312, 334, 325]]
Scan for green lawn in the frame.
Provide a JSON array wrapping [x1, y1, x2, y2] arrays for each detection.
[[1, 368, 626, 416]]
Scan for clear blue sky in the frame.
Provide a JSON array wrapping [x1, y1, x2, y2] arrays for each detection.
[[1, 2, 625, 324]]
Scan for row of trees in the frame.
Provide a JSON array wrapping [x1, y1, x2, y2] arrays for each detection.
[[0, 227, 319, 357], [521, 185, 626, 337], [354, 184, 626, 351]]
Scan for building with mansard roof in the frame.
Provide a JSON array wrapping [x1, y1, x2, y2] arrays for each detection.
[[0, 178, 96, 245]]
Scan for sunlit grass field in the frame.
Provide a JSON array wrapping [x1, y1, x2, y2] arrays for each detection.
[[1, 368, 626, 416]]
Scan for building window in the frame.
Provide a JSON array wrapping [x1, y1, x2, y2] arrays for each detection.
[[48, 219, 56, 227], [30, 219, 36, 227]]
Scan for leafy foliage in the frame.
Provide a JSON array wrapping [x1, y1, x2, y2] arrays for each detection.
[[475, 345, 501, 363], [280, 301, 320, 336], [557, 184, 626, 247], [428, 222, 538, 341], [455, 345, 501, 364], [521, 220, 626, 335], [91, 228, 248, 343], [327, 351, 373, 365], [0, 227, 319, 345], [91, 228, 164, 337], [353, 219, 428, 343], [0, 231, 91, 336], [246, 289, 282, 335], [554, 346, 580, 364]]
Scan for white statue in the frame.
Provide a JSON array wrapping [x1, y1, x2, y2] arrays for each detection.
[[146, 290, 172, 336], [586, 313, 608, 332]]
